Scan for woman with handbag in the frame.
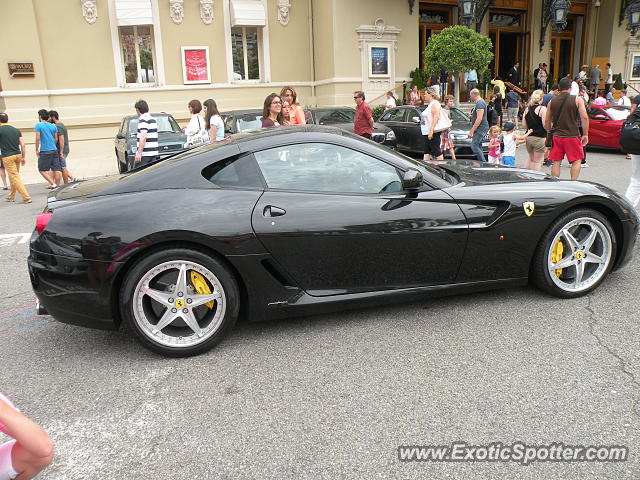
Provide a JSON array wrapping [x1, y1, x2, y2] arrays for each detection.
[[420, 87, 451, 163], [522, 90, 547, 171], [183, 99, 208, 146]]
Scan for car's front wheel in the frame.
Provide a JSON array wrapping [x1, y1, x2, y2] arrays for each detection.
[[532, 209, 616, 298], [116, 149, 125, 174], [120, 248, 239, 356]]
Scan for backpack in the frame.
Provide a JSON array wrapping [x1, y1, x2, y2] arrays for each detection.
[[487, 102, 498, 126], [620, 109, 640, 154]]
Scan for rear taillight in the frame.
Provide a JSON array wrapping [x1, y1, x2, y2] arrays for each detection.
[[36, 213, 52, 235]]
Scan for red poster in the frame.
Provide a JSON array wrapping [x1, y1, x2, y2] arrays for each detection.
[[184, 49, 208, 82]]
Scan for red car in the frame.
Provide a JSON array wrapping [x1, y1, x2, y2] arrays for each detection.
[[587, 104, 630, 150]]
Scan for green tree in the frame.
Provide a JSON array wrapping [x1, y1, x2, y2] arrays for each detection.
[[423, 26, 494, 103]]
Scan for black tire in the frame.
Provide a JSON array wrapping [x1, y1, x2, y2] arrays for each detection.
[[531, 208, 616, 298], [120, 248, 239, 357]]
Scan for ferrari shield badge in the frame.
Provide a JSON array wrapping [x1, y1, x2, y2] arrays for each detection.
[[523, 201, 535, 217]]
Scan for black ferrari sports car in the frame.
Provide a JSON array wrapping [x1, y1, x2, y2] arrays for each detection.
[[29, 126, 638, 357]]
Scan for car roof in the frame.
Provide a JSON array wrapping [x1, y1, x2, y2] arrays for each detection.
[[221, 109, 263, 116], [124, 113, 173, 120], [309, 107, 355, 111]]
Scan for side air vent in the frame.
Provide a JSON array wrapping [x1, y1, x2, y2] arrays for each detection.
[[261, 259, 296, 288]]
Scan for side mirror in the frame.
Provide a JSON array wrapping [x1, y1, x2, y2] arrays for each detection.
[[116, 133, 125, 139], [402, 169, 423, 190], [412, 116, 420, 123], [594, 114, 607, 120]]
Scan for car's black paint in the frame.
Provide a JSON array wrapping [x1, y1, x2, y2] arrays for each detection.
[[305, 107, 397, 149], [30, 126, 638, 333]]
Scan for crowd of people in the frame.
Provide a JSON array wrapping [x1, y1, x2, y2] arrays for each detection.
[[0, 109, 77, 206]]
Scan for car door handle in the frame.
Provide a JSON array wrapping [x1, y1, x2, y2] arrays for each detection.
[[263, 205, 286, 217]]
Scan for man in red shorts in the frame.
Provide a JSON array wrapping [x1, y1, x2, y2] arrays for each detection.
[[544, 77, 589, 180]]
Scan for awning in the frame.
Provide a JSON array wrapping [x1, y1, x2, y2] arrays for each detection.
[[115, 0, 153, 26], [230, 0, 266, 27]]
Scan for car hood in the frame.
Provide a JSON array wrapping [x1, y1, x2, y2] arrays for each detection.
[[440, 163, 558, 186], [158, 131, 187, 144]]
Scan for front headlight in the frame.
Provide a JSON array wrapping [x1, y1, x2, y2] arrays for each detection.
[[385, 130, 396, 141], [131, 146, 137, 153]]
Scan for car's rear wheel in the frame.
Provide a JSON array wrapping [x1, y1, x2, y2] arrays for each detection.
[[532, 209, 616, 298], [120, 248, 239, 357]]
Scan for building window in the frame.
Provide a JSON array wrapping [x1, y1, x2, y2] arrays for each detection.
[[632, 55, 640, 79], [119, 25, 156, 84], [231, 26, 260, 80]]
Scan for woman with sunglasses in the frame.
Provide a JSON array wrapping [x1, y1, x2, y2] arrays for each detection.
[[261, 93, 284, 128]]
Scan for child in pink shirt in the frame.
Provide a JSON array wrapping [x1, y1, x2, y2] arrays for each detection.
[[0, 393, 53, 480]]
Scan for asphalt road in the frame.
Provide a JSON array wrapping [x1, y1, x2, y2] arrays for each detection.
[[0, 149, 639, 479]]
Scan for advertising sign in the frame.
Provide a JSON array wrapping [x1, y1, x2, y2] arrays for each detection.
[[181, 47, 210, 84], [370, 47, 389, 76]]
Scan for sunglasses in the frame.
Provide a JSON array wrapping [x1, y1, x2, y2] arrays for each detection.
[[353, 96, 361, 100]]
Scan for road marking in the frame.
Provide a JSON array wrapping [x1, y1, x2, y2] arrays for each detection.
[[0, 301, 63, 339], [0, 233, 31, 248]]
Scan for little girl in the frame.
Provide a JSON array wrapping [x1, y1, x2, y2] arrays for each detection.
[[0, 393, 53, 480], [487, 125, 501, 164]]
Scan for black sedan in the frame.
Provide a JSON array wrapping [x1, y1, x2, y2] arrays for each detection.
[[30, 126, 638, 357], [304, 107, 397, 149], [377, 105, 489, 157], [115, 113, 187, 173]]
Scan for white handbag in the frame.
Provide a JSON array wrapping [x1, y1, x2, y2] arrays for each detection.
[[433, 105, 452, 133], [186, 116, 208, 147]]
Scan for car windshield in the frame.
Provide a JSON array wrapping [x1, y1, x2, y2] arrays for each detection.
[[236, 113, 263, 132], [315, 109, 356, 125], [128, 115, 180, 136], [449, 107, 470, 124], [602, 107, 630, 121]]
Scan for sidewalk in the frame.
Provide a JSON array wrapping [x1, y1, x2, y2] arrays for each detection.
[[18, 139, 117, 185]]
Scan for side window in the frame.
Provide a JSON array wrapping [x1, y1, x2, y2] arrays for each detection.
[[253, 143, 403, 194], [450, 108, 470, 123], [317, 110, 355, 125], [380, 109, 405, 122], [224, 115, 235, 133], [202, 154, 263, 189]]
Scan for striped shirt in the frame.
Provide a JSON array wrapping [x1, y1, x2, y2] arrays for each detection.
[[137, 112, 158, 157]]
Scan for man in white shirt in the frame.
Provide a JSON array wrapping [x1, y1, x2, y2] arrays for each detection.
[[570, 77, 579, 96], [133, 99, 158, 170], [618, 90, 631, 107], [604, 63, 614, 95]]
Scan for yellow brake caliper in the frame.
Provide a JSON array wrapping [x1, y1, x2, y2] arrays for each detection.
[[190, 271, 215, 309], [551, 238, 564, 278]]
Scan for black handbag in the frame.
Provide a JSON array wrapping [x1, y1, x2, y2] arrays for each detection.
[[546, 94, 570, 148], [620, 109, 640, 155]]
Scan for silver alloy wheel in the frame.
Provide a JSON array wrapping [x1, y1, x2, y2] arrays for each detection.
[[132, 260, 226, 348], [547, 217, 612, 293]]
